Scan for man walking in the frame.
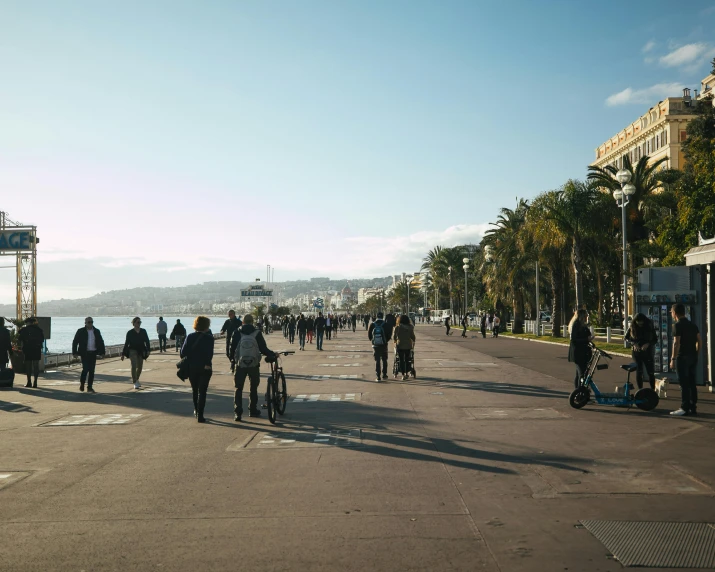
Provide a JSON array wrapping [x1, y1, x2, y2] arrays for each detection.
[[156, 317, 168, 352], [368, 312, 393, 382], [170, 319, 187, 352], [18, 317, 44, 388], [0, 317, 12, 374], [297, 314, 307, 350], [444, 315, 451, 336], [221, 310, 242, 371], [461, 315, 468, 337], [230, 314, 275, 421], [314, 312, 326, 351], [669, 303, 701, 416], [72, 317, 106, 392]]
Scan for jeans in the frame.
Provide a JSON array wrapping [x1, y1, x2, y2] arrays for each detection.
[[462, 326, 467, 337], [326, 328, 332, 340], [175, 335, 184, 352], [481, 326, 486, 338], [129, 349, 144, 383], [316, 330, 324, 350], [298, 331, 306, 349], [675, 355, 698, 412], [80, 351, 97, 387], [445, 325, 450, 335], [288, 329, 295, 344], [633, 351, 655, 389], [234, 366, 261, 414], [374, 345, 388, 377], [397, 349, 412, 375], [189, 366, 212, 418], [574, 360, 588, 389], [158, 334, 167, 352]]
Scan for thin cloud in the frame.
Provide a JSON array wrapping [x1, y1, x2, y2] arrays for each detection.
[[642, 40, 656, 53], [659, 42, 715, 70], [605, 82, 683, 106]]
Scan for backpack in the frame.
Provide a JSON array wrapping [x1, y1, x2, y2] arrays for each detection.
[[236, 330, 261, 368], [372, 321, 386, 346]]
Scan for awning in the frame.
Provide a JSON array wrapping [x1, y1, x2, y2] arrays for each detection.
[[684, 244, 715, 266]]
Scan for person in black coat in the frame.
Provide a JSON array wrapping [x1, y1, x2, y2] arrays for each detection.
[[288, 316, 296, 344], [18, 317, 44, 388], [121, 317, 151, 389], [180, 316, 214, 423], [480, 314, 487, 338], [296, 315, 307, 350], [170, 319, 187, 352], [0, 317, 12, 373], [72, 317, 106, 393], [625, 313, 658, 390], [568, 309, 593, 389]]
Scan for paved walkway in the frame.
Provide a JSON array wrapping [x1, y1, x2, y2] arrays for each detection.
[[0, 324, 713, 571]]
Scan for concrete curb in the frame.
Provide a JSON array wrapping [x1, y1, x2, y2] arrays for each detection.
[[501, 334, 632, 358]]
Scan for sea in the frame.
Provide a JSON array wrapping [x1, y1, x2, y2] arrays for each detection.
[[30, 316, 227, 354]]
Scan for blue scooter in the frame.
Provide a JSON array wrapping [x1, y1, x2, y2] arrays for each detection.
[[569, 343, 659, 411]]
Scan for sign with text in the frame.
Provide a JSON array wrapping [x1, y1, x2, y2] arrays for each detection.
[[241, 285, 273, 297], [635, 290, 697, 304], [0, 229, 35, 251]]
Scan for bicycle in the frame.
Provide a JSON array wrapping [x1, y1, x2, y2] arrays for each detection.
[[265, 351, 294, 424], [569, 343, 659, 411]]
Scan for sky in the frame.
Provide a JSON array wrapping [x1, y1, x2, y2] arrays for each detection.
[[1, 0, 715, 302]]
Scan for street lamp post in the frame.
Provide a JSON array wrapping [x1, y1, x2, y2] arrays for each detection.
[[462, 258, 469, 322], [448, 266, 453, 319], [614, 168, 636, 348]]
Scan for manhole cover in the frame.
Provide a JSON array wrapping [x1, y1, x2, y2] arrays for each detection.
[[229, 429, 363, 450], [292, 394, 361, 403], [581, 520, 715, 568], [39, 414, 144, 426], [467, 407, 569, 420]]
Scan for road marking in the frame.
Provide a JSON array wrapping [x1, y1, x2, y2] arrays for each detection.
[[254, 429, 362, 449], [41, 413, 143, 426], [113, 369, 153, 372], [141, 386, 192, 393], [291, 393, 360, 403], [317, 363, 362, 367], [310, 375, 358, 380]]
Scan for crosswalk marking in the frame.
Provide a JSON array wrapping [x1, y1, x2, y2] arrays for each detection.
[[256, 429, 362, 448], [141, 386, 192, 393], [292, 393, 359, 403], [309, 375, 359, 380], [317, 363, 362, 367], [42, 413, 143, 426]]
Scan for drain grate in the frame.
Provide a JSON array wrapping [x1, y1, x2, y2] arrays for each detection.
[[581, 520, 715, 568]]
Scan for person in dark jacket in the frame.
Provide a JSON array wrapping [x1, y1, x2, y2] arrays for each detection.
[[0, 317, 11, 373], [393, 315, 416, 380], [306, 316, 315, 345], [288, 316, 296, 344], [180, 316, 214, 423], [461, 315, 468, 337], [229, 314, 275, 421], [625, 313, 658, 390], [221, 310, 242, 366], [170, 319, 187, 352], [18, 317, 44, 388], [72, 317, 106, 393], [480, 314, 487, 338], [297, 314, 307, 350], [121, 317, 151, 389], [368, 312, 394, 382], [444, 316, 451, 336], [568, 309, 593, 389], [314, 312, 326, 351]]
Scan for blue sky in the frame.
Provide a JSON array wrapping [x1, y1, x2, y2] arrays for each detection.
[[1, 0, 714, 301]]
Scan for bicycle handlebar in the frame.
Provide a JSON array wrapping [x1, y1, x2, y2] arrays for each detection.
[[276, 351, 295, 356], [589, 342, 612, 359]]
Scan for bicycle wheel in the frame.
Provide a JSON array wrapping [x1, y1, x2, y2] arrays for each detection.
[[276, 371, 288, 415], [569, 387, 590, 409], [266, 379, 277, 424]]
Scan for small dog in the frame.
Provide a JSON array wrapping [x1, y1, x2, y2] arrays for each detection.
[[655, 378, 668, 398]]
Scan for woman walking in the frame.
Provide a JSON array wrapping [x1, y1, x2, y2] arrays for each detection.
[[121, 317, 151, 389], [181, 316, 214, 423], [568, 309, 593, 389], [625, 313, 658, 390], [18, 317, 45, 388], [393, 315, 416, 381], [306, 316, 315, 345]]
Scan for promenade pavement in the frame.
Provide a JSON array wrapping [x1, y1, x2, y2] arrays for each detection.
[[0, 324, 714, 571]]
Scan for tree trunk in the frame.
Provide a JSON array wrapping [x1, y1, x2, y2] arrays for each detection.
[[550, 269, 563, 338], [572, 239, 584, 309], [595, 259, 604, 326], [512, 291, 525, 334]]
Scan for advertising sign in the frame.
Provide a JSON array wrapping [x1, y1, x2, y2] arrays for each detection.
[[0, 229, 35, 251], [241, 285, 273, 297]]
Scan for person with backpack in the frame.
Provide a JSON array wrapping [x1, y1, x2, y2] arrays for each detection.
[[230, 314, 276, 421], [180, 316, 215, 423], [72, 317, 106, 393], [368, 312, 393, 382], [314, 312, 326, 351], [121, 317, 151, 389], [170, 319, 187, 352], [18, 317, 44, 388]]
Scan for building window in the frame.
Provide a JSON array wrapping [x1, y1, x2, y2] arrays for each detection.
[[680, 130, 687, 142], [656, 135, 660, 149], [663, 130, 667, 145]]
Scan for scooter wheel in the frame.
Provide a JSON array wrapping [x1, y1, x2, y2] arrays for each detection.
[[569, 387, 590, 409], [634, 388, 659, 411]]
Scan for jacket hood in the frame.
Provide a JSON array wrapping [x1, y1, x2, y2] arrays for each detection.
[[240, 324, 257, 334]]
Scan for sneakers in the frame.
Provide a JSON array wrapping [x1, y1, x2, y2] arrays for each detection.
[[79, 382, 85, 392], [87, 387, 96, 394], [670, 408, 687, 416], [234, 414, 242, 422], [382, 374, 389, 380], [375, 376, 382, 382], [248, 409, 261, 417], [402, 375, 408, 381], [133, 382, 141, 390], [25, 381, 32, 388]]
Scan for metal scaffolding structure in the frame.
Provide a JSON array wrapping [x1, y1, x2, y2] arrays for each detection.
[[0, 211, 38, 320]]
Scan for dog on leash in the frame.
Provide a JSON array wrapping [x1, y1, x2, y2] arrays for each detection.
[[655, 378, 668, 398]]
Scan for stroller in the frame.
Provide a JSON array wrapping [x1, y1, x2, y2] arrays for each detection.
[[392, 347, 416, 379]]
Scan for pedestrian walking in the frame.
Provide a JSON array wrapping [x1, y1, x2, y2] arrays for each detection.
[[0, 317, 11, 374], [493, 315, 501, 338], [18, 317, 44, 388], [221, 310, 242, 371], [314, 312, 326, 351], [393, 314, 416, 380], [180, 316, 214, 423], [156, 317, 168, 352], [325, 315, 332, 340], [461, 315, 468, 337], [230, 314, 275, 421], [368, 312, 393, 382], [306, 316, 315, 345], [625, 313, 658, 390], [480, 314, 487, 338], [568, 309, 593, 389], [297, 314, 307, 350], [72, 317, 106, 393], [351, 314, 357, 332], [444, 315, 451, 336], [121, 317, 151, 389], [170, 319, 187, 352], [288, 315, 296, 344], [670, 303, 701, 416]]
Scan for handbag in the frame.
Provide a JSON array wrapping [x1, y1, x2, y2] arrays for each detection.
[[176, 333, 205, 381]]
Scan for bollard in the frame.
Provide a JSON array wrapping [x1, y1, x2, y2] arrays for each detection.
[[606, 327, 611, 343]]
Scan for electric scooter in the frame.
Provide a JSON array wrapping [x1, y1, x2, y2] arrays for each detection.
[[569, 343, 659, 411]]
